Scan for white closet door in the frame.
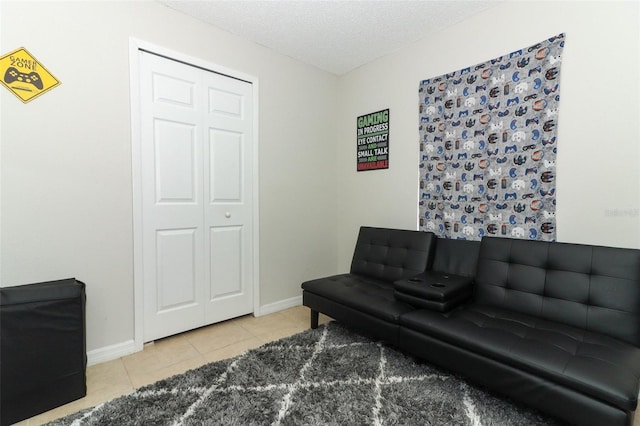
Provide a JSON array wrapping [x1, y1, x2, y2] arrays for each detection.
[[139, 51, 253, 342], [203, 73, 254, 324]]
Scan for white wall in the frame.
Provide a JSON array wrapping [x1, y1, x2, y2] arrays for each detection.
[[336, 0, 640, 270], [1, 0, 639, 360], [0, 1, 338, 355]]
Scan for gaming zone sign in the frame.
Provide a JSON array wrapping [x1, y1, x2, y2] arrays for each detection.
[[357, 109, 389, 171], [0, 47, 60, 103]]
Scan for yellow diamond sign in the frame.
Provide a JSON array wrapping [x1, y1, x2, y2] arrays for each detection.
[[0, 47, 61, 103]]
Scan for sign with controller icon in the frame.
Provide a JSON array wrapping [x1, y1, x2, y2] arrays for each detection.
[[0, 47, 60, 103]]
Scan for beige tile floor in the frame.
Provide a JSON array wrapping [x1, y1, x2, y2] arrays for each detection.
[[16, 305, 332, 426]]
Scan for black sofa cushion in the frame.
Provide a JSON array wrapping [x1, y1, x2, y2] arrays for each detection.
[[303, 291, 404, 345], [431, 237, 480, 277], [302, 274, 413, 323], [399, 325, 630, 426], [475, 237, 640, 346], [350, 227, 436, 282], [401, 304, 640, 411]]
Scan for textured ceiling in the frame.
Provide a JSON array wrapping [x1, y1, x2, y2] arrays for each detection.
[[159, 0, 502, 75]]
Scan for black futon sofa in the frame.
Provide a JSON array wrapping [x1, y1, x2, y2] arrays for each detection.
[[302, 227, 640, 426]]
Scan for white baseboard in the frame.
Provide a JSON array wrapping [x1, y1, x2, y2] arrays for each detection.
[[87, 339, 137, 366], [255, 295, 302, 317], [87, 296, 303, 366]]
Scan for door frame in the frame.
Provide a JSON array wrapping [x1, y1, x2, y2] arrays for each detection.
[[129, 38, 260, 352]]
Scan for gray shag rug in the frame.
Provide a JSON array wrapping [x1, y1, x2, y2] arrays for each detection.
[[48, 322, 563, 425]]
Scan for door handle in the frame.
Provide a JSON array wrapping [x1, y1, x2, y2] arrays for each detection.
[[225, 212, 231, 218]]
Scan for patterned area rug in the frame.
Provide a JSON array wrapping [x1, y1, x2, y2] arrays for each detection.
[[48, 322, 563, 425]]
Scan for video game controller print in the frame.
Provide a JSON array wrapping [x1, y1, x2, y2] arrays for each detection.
[[4, 67, 44, 90], [419, 33, 564, 241]]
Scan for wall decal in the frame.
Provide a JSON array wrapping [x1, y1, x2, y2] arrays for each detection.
[[418, 34, 564, 241], [0, 47, 61, 103], [357, 109, 389, 171]]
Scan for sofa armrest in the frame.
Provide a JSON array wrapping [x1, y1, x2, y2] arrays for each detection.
[[394, 272, 473, 312]]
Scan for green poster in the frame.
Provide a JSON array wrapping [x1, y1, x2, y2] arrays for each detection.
[[357, 109, 389, 171]]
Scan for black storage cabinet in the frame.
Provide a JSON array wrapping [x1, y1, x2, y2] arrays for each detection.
[[1, 278, 86, 425]]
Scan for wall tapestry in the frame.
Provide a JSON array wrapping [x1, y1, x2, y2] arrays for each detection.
[[418, 33, 564, 241]]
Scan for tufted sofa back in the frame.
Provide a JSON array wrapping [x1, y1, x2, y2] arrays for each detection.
[[350, 227, 436, 283], [432, 238, 481, 277], [475, 237, 640, 345]]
